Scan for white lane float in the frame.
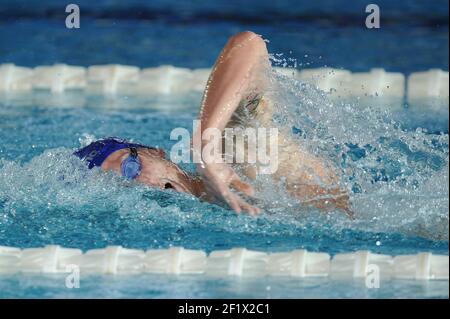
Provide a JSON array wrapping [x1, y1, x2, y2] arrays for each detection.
[[20, 245, 82, 273], [206, 248, 268, 277], [138, 65, 193, 95], [394, 252, 449, 280], [331, 250, 393, 279], [0, 64, 34, 92], [33, 64, 86, 93], [0, 246, 22, 273], [407, 69, 449, 101], [0, 64, 446, 103], [87, 64, 139, 95], [267, 249, 330, 277], [0, 245, 447, 281], [69, 245, 146, 274], [145, 247, 207, 274]]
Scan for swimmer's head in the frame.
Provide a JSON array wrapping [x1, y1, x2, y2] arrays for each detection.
[[103, 147, 198, 194], [74, 138, 201, 196]]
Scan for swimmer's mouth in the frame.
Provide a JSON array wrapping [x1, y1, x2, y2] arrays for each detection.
[[162, 179, 191, 194], [164, 182, 174, 189]]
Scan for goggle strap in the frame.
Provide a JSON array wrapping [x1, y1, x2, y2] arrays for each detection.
[[130, 147, 138, 158]]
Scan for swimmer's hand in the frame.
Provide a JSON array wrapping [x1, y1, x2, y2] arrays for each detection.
[[197, 162, 261, 216]]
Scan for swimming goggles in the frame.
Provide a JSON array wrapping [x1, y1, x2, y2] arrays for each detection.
[[121, 147, 141, 179]]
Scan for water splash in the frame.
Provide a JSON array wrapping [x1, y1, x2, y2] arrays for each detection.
[[252, 67, 449, 240], [0, 155, 277, 254], [0, 69, 448, 249]]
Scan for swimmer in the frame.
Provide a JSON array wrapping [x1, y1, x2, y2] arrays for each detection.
[[74, 31, 353, 218]]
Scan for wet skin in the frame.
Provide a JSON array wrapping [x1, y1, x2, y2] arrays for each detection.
[[100, 147, 353, 219], [101, 148, 204, 198], [99, 31, 353, 217]]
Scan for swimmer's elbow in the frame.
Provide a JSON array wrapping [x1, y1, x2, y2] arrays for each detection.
[[227, 31, 268, 56]]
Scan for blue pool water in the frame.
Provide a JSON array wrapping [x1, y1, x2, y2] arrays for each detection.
[[0, 0, 449, 298]]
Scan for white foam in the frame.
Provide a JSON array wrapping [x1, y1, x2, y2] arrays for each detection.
[[274, 67, 298, 78], [297, 67, 352, 97], [350, 68, 405, 98]]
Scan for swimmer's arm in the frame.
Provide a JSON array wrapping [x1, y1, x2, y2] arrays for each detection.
[[196, 31, 268, 136], [194, 31, 269, 215]]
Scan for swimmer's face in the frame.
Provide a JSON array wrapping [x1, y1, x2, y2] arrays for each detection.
[[102, 148, 195, 194]]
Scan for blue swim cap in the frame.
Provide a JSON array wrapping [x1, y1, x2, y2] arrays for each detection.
[[73, 137, 152, 169]]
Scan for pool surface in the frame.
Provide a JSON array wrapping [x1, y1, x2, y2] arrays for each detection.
[[0, 0, 448, 298]]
